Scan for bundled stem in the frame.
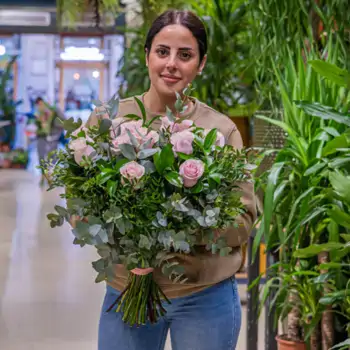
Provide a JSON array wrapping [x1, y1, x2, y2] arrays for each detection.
[[318, 252, 334, 350], [106, 273, 171, 326]]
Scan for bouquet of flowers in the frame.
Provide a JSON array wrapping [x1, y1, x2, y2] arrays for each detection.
[[42, 91, 255, 326]]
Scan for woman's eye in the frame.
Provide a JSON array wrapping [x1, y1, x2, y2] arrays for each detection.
[[156, 49, 168, 57], [179, 52, 191, 60]]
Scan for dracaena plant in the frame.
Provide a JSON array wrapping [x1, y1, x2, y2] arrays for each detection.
[[252, 39, 350, 349]]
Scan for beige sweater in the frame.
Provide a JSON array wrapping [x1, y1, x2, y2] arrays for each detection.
[[86, 95, 257, 298]]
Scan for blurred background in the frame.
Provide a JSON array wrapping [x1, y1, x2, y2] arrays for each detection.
[[0, 1, 349, 350]]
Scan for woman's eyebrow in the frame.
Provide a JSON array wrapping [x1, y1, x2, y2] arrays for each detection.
[[156, 44, 194, 51]]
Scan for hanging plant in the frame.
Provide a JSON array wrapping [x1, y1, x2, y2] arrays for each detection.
[[57, 0, 120, 28]]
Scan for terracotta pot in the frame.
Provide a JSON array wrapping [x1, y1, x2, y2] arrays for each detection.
[[276, 336, 307, 350], [2, 159, 11, 169]]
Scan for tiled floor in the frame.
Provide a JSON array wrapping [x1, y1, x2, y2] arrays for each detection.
[[0, 169, 265, 350]]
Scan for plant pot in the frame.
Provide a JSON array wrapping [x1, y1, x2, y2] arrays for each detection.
[[230, 116, 251, 146], [276, 335, 307, 350]]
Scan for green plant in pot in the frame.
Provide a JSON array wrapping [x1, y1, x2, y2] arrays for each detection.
[[295, 234, 350, 350], [0, 56, 22, 147], [252, 41, 350, 350]]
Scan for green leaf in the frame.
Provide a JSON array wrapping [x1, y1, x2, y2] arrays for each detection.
[[118, 144, 136, 160], [328, 206, 350, 229], [190, 181, 204, 193], [295, 101, 350, 127], [137, 148, 159, 160], [304, 162, 326, 176], [98, 118, 112, 134], [108, 95, 119, 119], [176, 152, 192, 160], [154, 144, 175, 174], [322, 134, 349, 156], [92, 258, 105, 272], [165, 171, 183, 187], [126, 129, 139, 148], [294, 243, 345, 258], [209, 173, 223, 184], [263, 162, 284, 239], [95, 272, 107, 283], [255, 115, 308, 165], [220, 247, 232, 256], [329, 172, 350, 204], [323, 127, 340, 137], [204, 129, 218, 150], [139, 234, 152, 250], [63, 117, 82, 133], [134, 97, 147, 125], [123, 113, 142, 121], [331, 339, 350, 349], [166, 106, 175, 122], [89, 224, 102, 236], [54, 205, 67, 216], [309, 60, 350, 88]]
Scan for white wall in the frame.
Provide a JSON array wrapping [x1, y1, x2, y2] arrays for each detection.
[[17, 34, 55, 113]]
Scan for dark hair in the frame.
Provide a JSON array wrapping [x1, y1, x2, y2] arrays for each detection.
[[35, 97, 44, 105], [144, 10, 207, 63]]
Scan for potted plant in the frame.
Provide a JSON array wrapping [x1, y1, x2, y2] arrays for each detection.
[[0, 55, 22, 148], [252, 41, 350, 349]]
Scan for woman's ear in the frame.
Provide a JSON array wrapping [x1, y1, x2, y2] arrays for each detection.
[[198, 54, 207, 75], [145, 48, 149, 67]]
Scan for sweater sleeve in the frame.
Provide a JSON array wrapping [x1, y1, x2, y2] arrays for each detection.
[[218, 126, 257, 247], [84, 106, 110, 128]]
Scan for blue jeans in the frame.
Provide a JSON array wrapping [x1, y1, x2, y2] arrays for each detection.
[[98, 277, 242, 350]]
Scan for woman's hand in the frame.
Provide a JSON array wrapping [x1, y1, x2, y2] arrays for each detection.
[[69, 215, 88, 228]]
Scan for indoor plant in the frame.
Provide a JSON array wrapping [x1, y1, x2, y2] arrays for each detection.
[[252, 42, 350, 349]]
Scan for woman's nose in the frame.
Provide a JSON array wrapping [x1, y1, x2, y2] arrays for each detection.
[[165, 54, 177, 70]]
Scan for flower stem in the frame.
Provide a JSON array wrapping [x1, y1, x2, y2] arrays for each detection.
[[107, 272, 170, 326]]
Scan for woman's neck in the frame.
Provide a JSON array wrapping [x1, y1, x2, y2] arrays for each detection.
[[143, 86, 177, 115]]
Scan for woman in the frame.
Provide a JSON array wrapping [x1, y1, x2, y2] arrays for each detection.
[[87, 10, 256, 350], [34, 97, 64, 186]]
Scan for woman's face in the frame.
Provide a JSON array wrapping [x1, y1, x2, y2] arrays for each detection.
[[146, 24, 206, 97]]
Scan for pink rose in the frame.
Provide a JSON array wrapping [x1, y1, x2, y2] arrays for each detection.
[[112, 133, 133, 150], [170, 130, 194, 155], [120, 161, 145, 182], [179, 159, 205, 188], [161, 117, 193, 133], [69, 137, 95, 165], [204, 129, 225, 147], [120, 120, 144, 135]]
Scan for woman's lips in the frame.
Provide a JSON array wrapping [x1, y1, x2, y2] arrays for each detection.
[[161, 75, 181, 84]]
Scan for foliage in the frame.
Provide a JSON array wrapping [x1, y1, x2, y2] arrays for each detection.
[[42, 90, 255, 326], [248, 0, 350, 110], [57, 0, 120, 27], [252, 44, 350, 346], [0, 56, 22, 146], [189, 0, 256, 114]]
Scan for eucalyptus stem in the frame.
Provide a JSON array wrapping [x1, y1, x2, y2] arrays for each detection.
[[107, 272, 170, 326]]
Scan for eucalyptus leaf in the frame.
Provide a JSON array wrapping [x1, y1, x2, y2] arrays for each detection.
[[126, 129, 139, 148], [166, 106, 175, 122], [139, 234, 152, 250], [118, 144, 137, 160], [138, 148, 159, 160], [98, 118, 112, 134]]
